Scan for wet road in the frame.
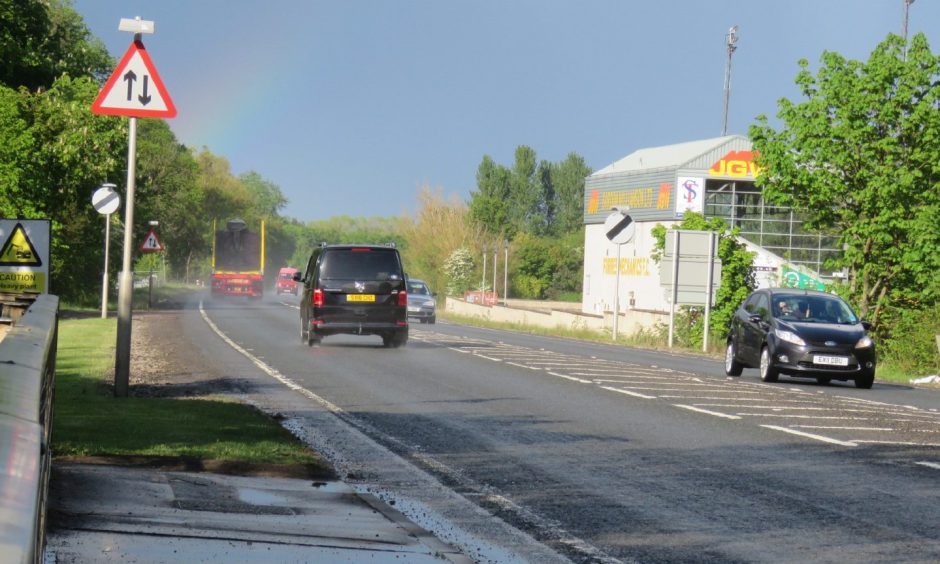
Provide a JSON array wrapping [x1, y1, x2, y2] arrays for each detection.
[[195, 293, 940, 563]]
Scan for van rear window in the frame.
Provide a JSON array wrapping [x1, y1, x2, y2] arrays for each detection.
[[320, 250, 401, 280]]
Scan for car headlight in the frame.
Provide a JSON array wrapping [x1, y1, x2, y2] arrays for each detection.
[[774, 329, 806, 346], [855, 336, 873, 349], [427, 299, 436, 308]]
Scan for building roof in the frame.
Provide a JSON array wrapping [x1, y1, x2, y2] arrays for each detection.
[[592, 135, 749, 177]]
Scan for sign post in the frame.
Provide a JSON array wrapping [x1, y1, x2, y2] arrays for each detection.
[[140, 222, 164, 309], [604, 207, 634, 341], [92, 17, 175, 397], [92, 183, 120, 319]]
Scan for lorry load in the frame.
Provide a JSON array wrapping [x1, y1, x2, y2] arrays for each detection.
[[211, 219, 265, 298]]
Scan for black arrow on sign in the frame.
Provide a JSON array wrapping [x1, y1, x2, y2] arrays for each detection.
[[123, 70, 137, 101], [138, 76, 151, 106]]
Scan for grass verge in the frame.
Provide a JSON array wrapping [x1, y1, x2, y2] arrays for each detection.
[[53, 316, 332, 477]]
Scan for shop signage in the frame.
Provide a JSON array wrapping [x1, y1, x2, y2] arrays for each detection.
[[780, 265, 825, 290], [586, 183, 672, 215], [674, 176, 704, 217], [708, 150, 761, 178]]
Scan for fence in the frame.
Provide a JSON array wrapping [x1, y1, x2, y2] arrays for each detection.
[[0, 294, 59, 564]]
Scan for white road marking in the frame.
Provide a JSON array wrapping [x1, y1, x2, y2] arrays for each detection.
[[600, 386, 656, 400], [916, 462, 940, 470], [673, 404, 741, 420], [475, 354, 503, 362], [506, 361, 541, 370], [791, 425, 895, 431], [853, 441, 940, 447], [548, 372, 592, 384], [740, 414, 874, 420], [760, 425, 857, 447]]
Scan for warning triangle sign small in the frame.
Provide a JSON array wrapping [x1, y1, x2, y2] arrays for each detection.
[[92, 40, 176, 118], [140, 228, 165, 252], [0, 223, 42, 266]]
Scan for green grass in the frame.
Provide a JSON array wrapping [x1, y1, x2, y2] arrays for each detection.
[[53, 316, 329, 469], [438, 310, 922, 386]]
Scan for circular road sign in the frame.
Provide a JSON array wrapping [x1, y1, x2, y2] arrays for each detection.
[[604, 209, 635, 245], [92, 184, 120, 215]]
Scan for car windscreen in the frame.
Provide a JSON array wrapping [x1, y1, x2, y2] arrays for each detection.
[[775, 295, 859, 324], [407, 281, 429, 295], [319, 250, 401, 281]]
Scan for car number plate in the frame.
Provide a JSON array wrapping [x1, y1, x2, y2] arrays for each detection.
[[347, 294, 375, 302], [408, 306, 420, 312], [814, 355, 849, 366]]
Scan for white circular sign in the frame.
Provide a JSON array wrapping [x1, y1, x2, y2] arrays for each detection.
[[604, 210, 635, 245], [92, 185, 120, 215]]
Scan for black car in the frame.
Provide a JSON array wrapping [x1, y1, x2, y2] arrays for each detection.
[[724, 288, 876, 388], [295, 244, 408, 347]]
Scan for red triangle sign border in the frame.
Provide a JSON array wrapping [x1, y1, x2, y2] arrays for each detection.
[[92, 39, 177, 118]]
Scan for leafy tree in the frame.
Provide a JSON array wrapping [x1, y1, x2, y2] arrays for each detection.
[[749, 33, 940, 326], [652, 213, 756, 345], [468, 155, 512, 235], [0, 0, 112, 91], [550, 153, 592, 235], [400, 184, 483, 297], [511, 231, 584, 300]]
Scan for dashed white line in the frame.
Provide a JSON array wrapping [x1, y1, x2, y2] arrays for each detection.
[[915, 461, 940, 470], [673, 404, 741, 420], [760, 425, 857, 447], [600, 386, 656, 400], [548, 372, 592, 384]]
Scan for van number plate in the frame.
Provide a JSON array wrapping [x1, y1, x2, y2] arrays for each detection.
[[813, 355, 849, 366], [347, 294, 375, 302]]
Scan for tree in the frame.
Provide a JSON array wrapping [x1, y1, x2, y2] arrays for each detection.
[[0, 0, 112, 91], [749, 33, 940, 326], [400, 184, 483, 298], [652, 213, 756, 345], [550, 153, 592, 235]]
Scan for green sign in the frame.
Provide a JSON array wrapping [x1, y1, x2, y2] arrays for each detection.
[[780, 266, 825, 290]]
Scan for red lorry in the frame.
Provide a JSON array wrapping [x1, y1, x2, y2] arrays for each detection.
[[210, 219, 265, 298]]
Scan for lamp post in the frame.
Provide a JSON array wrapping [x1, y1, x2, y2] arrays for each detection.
[[503, 240, 509, 306], [147, 220, 158, 309], [481, 245, 487, 297], [492, 246, 498, 305]]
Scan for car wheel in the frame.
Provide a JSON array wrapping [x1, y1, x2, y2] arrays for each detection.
[[724, 340, 743, 376], [855, 371, 874, 389], [383, 331, 408, 348], [300, 317, 308, 344], [759, 346, 779, 383], [428, 315, 436, 324], [816, 377, 831, 385]]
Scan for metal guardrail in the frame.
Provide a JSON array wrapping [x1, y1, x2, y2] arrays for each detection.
[[0, 294, 59, 564]]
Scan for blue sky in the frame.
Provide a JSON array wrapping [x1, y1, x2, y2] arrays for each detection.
[[73, 1, 940, 223]]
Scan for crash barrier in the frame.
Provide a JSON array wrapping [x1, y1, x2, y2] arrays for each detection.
[[0, 294, 59, 564]]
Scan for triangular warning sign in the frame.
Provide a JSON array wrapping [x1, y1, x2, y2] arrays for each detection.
[[140, 228, 165, 252], [92, 40, 176, 118], [0, 222, 42, 266]]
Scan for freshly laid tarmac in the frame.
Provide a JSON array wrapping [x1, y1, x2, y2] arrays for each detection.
[[45, 462, 473, 563]]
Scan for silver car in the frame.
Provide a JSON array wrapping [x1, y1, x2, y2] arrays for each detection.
[[406, 278, 436, 324]]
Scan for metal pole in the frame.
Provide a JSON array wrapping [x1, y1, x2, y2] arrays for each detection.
[[503, 242, 508, 306], [612, 243, 621, 341], [703, 231, 716, 352], [114, 116, 138, 397], [668, 230, 680, 348], [721, 25, 738, 136], [481, 246, 487, 295], [100, 214, 111, 319], [148, 255, 153, 309], [492, 248, 497, 305]]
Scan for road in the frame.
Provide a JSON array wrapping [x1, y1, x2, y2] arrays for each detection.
[[192, 292, 940, 563]]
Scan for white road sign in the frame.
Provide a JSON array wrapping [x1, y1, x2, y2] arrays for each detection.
[[91, 40, 176, 118]]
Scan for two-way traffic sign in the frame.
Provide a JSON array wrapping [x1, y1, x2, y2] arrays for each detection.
[[91, 40, 176, 118], [140, 228, 165, 252]]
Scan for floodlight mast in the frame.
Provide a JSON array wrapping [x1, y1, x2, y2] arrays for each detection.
[[721, 25, 738, 136], [903, 0, 916, 59]]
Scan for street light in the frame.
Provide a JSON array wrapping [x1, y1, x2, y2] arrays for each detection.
[[503, 239, 509, 306]]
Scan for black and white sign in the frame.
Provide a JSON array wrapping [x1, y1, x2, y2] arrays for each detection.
[[92, 185, 120, 215], [604, 208, 635, 245]]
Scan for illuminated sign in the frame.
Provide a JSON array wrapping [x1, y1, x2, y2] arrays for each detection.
[[587, 184, 672, 215], [709, 150, 761, 178]]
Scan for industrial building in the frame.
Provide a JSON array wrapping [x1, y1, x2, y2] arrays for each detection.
[[581, 135, 841, 329]]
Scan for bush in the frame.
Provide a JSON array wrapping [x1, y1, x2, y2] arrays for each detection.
[[878, 303, 940, 376]]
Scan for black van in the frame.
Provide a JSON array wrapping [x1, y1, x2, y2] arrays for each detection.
[[295, 244, 408, 347]]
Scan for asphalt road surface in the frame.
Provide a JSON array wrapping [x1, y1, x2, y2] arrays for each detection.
[[191, 292, 940, 563]]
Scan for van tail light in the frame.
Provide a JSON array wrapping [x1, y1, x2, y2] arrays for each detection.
[[312, 288, 324, 307], [397, 291, 407, 306]]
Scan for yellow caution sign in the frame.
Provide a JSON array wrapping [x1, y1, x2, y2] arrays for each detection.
[[0, 223, 42, 266]]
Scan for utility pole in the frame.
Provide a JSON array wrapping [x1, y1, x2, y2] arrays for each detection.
[[721, 25, 739, 136]]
